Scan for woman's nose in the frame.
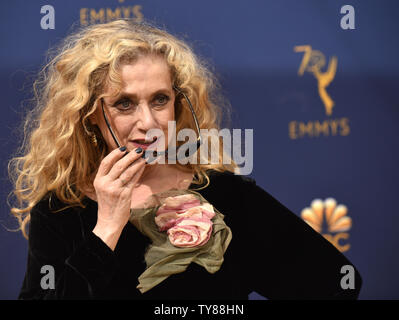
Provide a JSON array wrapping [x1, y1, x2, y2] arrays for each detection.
[[136, 103, 158, 130]]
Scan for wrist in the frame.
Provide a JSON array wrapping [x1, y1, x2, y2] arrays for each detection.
[[92, 224, 123, 251]]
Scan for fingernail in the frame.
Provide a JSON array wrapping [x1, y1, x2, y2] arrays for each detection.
[[135, 147, 143, 154], [119, 146, 127, 152]]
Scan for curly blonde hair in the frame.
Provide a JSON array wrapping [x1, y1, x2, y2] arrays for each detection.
[[8, 19, 238, 239]]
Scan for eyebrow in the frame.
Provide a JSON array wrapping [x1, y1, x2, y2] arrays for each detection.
[[116, 88, 172, 100]]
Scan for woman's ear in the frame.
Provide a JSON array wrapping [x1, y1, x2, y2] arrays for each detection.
[[88, 100, 100, 125], [88, 112, 97, 125]]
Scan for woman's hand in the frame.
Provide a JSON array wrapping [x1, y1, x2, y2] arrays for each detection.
[[92, 147, 146, 250]]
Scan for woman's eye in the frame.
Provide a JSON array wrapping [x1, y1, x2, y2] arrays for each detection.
[[154, 95, 170, 105], [115, 99, 133, 110]]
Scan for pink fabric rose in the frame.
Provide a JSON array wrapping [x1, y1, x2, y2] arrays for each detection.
[[154, 194, 215, 247], [155, 194, 215, 230], [167, 217, 213, 248]]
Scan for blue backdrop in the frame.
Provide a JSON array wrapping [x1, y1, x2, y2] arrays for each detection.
[[1, 0, 398, 300]]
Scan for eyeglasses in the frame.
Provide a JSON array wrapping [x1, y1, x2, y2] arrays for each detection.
[[100, 84, 202, 162]]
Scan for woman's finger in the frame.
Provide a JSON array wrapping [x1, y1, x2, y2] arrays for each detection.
[[122, 160, 146, 189], [118, 156, 146, 187], [97, 147, 127, 177], [107, 147, 144, 180]]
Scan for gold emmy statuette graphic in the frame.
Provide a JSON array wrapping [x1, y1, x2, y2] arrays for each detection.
[[294, 45, 338, 116], [301, 198, 351, 252]]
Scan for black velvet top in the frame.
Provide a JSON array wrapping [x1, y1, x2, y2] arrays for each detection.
[[18, 170, 362, 300]]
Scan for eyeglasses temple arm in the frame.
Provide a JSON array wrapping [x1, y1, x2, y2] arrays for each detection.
[[101, 98, 122, 148], [172, 85, 202, 145]]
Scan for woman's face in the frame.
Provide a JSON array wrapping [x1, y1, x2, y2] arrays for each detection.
[[92, 54, 175, 153]]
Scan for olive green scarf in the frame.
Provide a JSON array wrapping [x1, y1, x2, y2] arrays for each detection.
[[129, 188, 232, 294]]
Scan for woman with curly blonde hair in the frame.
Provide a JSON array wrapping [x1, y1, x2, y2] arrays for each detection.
[[10, 19, 362, 300]]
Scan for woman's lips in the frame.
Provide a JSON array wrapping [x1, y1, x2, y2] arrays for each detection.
[[130, 138, 158, 150], [131, 141, 152, 150]]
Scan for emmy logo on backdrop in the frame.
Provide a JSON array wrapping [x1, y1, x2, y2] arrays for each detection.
[[294, 45, 337, 116]]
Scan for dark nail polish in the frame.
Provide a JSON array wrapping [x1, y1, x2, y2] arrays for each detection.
[[135, 147, 143, 154], [119, 146, 127, 152]]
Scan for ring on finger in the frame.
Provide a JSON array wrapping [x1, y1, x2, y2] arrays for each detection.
[[120, 177, 127, 185]]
